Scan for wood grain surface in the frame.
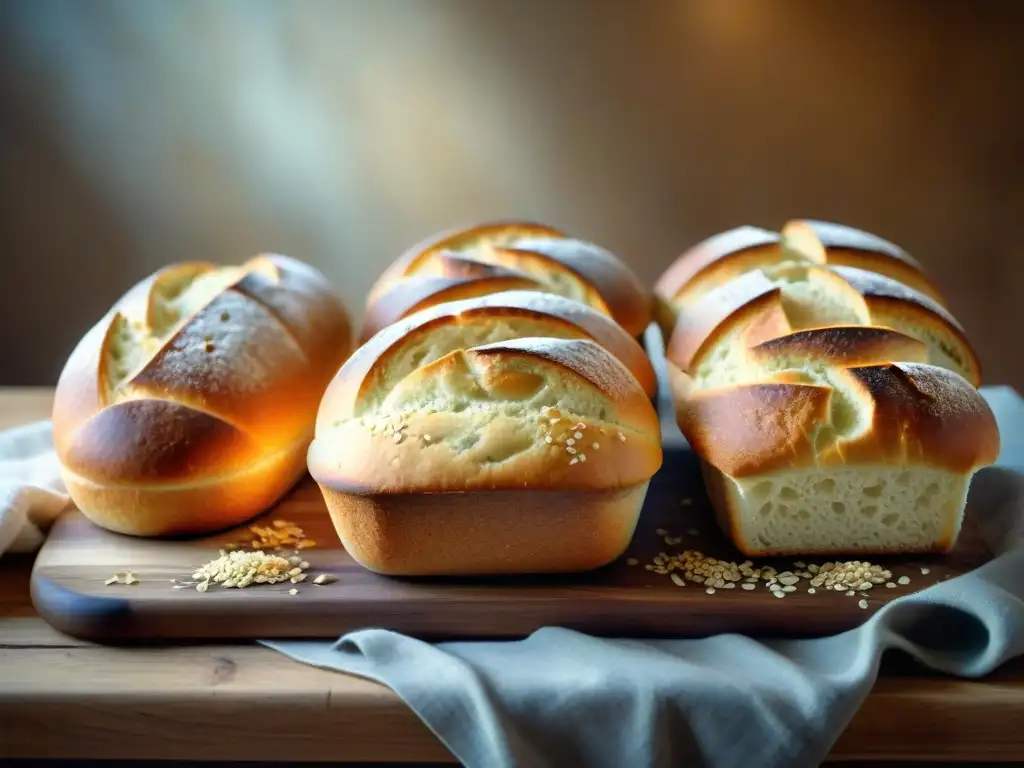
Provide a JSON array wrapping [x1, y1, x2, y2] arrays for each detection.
[[30, 438, 993, 643]]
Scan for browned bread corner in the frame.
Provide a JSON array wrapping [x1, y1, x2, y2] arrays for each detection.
[[52, 254, 353, 537]]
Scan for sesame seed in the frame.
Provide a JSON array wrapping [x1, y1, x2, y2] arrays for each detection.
[[741, 583, 755, 591], [845, 590, 855, 596], [566, 438, 576, 446], [897, 575, 911, 585], [920, 567, 930, 575], [617, 433, 625, 442], [288, 588, 298, 596], [592, 442, 600, 450], [886, 582, 896, 588], [566, 446, 577, 455], [578, 454, 587, 463], [807, 587, 816, 594], [706, 587, 716, 595], [773, 591, 786, 599], [858, 599, 869, 610], [670, 573, 685, 587], [545, 436, 553, 443], [423, 434, 432, 442], [573, 431, 583, 440]]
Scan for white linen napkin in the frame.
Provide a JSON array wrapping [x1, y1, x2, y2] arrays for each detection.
[[0, 420, 69, 556]]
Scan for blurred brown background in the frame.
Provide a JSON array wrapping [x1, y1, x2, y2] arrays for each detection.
[[0, 0, 1021, 388]]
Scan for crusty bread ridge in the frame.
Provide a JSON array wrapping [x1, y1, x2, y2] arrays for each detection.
[[665, 262, 980, 386], [663, 222, 999, 557], [365, 221, 653, 339], [654, 219, 946, 334], [53, 254, 353, 537], [309, 331, 663, 576]]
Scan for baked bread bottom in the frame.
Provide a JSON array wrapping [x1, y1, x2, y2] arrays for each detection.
[[321, 482, 649, 576], [59, 436, 309, 537]]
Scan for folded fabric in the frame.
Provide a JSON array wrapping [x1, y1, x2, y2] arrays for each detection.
[[0, 420, 68, 556], [264, 387, 1024, 768]]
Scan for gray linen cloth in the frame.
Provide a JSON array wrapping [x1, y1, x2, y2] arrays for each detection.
[[264, 386, 1024, 768]]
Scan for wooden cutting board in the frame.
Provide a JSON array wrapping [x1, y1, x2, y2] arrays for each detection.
[[30, 425, 993, 644]]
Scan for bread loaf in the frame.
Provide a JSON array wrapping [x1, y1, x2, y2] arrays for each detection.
[[654, 219, 946, 335], [365, 221, 652, 340], [308, 310, 663, 575], [52, 254, 353, 537], [662, 222, 999, 557]]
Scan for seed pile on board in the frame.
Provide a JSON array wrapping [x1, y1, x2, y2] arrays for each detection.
[[639, 520, 915, 608], [225, 518, 316, 552], [169, 519, 336, 593]]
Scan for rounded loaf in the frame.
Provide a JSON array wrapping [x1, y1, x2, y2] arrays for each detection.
[[662, 219, 996, 558], [309, 330, 663, 576], [365, 221, 653, 339], [52, 254, 353, 537]]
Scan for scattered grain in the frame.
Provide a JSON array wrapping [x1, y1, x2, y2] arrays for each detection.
[[897, 575, 911, 586], [741, 583, 755, 591], [670, 573, 686, 587], [886, 582, 896, 588], [104, 575, 119, 586], [705, 586, 716, 595], [288, 588, 299, 596], [920, 567, 930, 575], [858, 599, 869, 610], [313, 574, 337, 585]]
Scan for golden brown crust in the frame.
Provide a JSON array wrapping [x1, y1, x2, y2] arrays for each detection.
[[749, 326, 929, 368], [663, 264, 980, 386], [505, 237, 653, 338], [366, 220, 566, 308], [654, 226, 780, 306], [359, 273, 542, 343], [309, 337, 662, 496], [674, 362, 1000, 479], [52, 254, 353, 537], [656, 220, 945, 323], [781, 219, 944, 304], [320, 483, 649, 576], [325, 291, 658, 417]]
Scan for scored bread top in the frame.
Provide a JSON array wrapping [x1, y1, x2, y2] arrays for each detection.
[[367, 221, 652, 338], [780, 219, 942, 304], [672, 357, 1000, 480], [359, 249, 613, 342], [53, 254, 353, 485], [365, 220, 566, 309], [327, 291, 658, 416], [309, 336, 663, 494], [665, 263, 980, 387], [506, 237, 652, 338], [654, 226, 780, 309], [655, 220, 943, 314]]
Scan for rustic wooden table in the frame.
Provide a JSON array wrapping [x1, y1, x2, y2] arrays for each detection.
[[1, 387, 1023, 764]]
